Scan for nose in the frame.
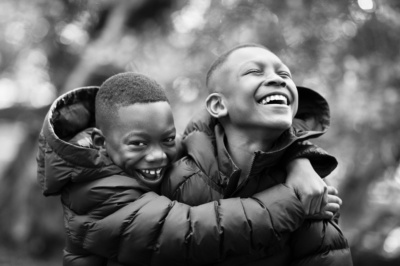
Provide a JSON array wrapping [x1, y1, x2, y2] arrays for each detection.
[[265, 74, 286, 87], [145, 146, 167, 163]]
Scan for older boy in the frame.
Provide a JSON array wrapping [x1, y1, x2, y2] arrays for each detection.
[[161, 43, 353, 265], [37, 72, 343, 265]]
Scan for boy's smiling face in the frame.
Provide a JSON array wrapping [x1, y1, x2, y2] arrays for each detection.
[[213, 47, 298, 132], [103, 101, 177, 188]]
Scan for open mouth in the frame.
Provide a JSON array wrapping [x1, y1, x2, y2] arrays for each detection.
[[258, 94, 289, 105], [136, 167, 164, 180]]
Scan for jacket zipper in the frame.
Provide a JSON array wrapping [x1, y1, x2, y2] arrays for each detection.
[[232, 152, 258, 196]]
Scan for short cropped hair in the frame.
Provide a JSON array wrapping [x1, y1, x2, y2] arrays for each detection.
[[206, 43, 270, 91], [95, 72, 168, 129]]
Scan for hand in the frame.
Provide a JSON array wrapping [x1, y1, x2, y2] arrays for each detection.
[[307, 186, 342, 220], [285, 158, 327, 216]]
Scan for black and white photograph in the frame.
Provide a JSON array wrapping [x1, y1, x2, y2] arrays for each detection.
[[0, 0, 399, 265]]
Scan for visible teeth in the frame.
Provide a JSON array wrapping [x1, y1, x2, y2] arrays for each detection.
[[260, 95, 288, 105], [141, 168, 163, 176]]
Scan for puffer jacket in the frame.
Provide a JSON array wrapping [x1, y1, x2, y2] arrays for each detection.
[[36, 86, 344, 266], [162, 87, 352, 265]]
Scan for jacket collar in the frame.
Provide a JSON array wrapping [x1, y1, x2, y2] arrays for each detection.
[[182, 86, 331, 194], [214, 122, 316, 191]]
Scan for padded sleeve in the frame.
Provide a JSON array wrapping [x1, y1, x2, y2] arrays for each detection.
[[280, 140, 338, 178], [66, 185, 305, 266], [290, 219, 353, 266]]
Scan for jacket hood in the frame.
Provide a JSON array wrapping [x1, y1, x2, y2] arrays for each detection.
[[36, 87, 123, 196], [292, 86, 330, 134], [181, 86, 332, 184]]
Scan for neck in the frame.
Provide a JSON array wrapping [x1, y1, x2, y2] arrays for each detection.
[[223, 124, 283, 175]]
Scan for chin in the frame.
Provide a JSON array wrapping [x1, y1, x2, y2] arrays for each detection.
[[265, 120, 292, 132], [278, 121, 292, 129]]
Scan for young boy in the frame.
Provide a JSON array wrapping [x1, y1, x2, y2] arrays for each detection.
[[37, 72, 343, 265]]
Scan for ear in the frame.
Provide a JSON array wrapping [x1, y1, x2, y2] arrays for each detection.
[[205, 93, 228, 118], [91, 128, 106, 149]]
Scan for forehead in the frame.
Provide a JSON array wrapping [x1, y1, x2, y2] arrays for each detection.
[[110, 102, 175, 135], [224, 47, 284, 70]]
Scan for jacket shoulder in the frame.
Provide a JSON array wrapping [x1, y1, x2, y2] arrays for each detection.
[[162, 156, 224, 205]]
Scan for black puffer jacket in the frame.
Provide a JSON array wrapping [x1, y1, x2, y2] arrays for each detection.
[[162, 87, 352, 265], [36, 86, 346, 265]]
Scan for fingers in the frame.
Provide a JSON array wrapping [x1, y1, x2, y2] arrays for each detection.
[[325, 190, 342, 218], [301, 191, 321, 215], [306, 211, 334, 220], [321, 186, 329, 209], [320, 186, 328, 213], [319, 211, 334, 220], [309, 187, 321, 215], [300, 192, 311, 216], [310, 186, 327, 216], [306, 202, 341, 221], [323, 203, 340, 214], [308, 197, 316, 216], [327, 186, 338, 195], [327, 194, 342, 205], [297, 183, 336, 216]]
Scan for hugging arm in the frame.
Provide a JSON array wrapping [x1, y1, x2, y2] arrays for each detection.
[[278, 141, 351, 265], [65, 183, 305, 266], [282, 140, 341, 217]]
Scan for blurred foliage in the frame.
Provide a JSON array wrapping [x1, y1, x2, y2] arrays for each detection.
[[0, 0, 400, 265]]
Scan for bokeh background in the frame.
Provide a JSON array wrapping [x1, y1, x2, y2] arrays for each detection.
[[0, 0, 399, 265]]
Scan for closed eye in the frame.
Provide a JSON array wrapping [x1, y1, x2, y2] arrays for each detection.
[[278, 71, 292, 78], [244, 69, 263, 75]]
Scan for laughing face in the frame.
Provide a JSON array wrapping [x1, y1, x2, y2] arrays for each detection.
[[214, 47, 298, 132], [103, 101, 177, 189]]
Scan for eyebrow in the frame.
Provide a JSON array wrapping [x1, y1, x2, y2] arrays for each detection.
[[239, 60, 291, 72], [124, 127, 176, 140], [124, 131, 148, 139], [238, 61, 262, 71]]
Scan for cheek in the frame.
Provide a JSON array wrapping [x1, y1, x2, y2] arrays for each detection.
[[228, 97, 250, 114], [292, 97, 299, 117], [108, 146, 138, 168], [123, 151, 142, 165], [107, 151, 123, 168], [289, 86, 299, 116], [105, 144, 119, 163], [165, 147, 177, 162]]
